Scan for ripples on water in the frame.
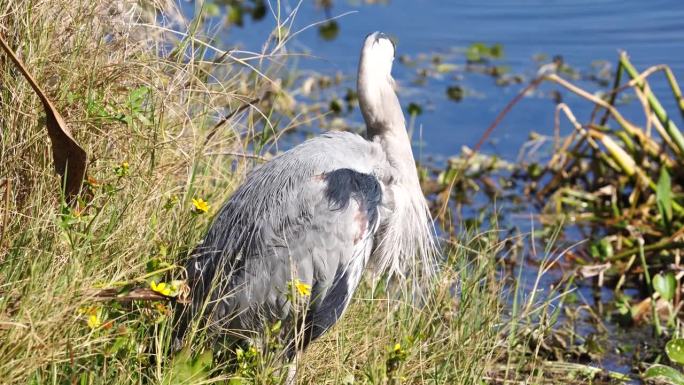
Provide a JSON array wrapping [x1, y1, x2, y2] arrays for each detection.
[[192, 0, 684, 161]]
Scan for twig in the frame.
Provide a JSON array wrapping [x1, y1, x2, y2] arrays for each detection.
[[472, 77, 545, 154], [90, 288, 173, 303], [437, 77, 544, 220], [620, 52, 684, 156], [598, 60, 623, 126], [0, 178, 9, 250], [204, 96, 262, 145], [607, 240, 684, 262], [204, 151, 268, 162]]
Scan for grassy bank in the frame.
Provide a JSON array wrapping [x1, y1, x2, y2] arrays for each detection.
[[0, 1, 557, 384]]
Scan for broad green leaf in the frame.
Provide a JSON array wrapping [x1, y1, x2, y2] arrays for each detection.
[[667, 339, 684, 365], [163, 347, 213, 385], [653, 272, 677, 301], [644, 364, 684, 385], [192, 350, 213, 372]]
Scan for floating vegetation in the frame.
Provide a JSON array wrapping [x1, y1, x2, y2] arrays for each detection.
[[403, 50, 684, 381], [523, 53, 684, 301]]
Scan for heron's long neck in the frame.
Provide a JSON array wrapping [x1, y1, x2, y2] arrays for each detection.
[[357, 67, 417, 183]]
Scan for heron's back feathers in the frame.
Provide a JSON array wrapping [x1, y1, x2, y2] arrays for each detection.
[[175, 131, 387, 347]]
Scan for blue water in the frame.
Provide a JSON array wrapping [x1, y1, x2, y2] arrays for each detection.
[[191, 0, 684, 162]]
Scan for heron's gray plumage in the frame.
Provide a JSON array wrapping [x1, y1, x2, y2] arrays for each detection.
[[174, 31, 437, 358]]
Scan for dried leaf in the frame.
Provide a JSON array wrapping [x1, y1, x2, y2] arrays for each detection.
[[578, 263, 611, 279], [0, 35, 87, 201]]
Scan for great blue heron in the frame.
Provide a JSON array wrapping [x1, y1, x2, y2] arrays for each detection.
[[173, 31, 437, 372]]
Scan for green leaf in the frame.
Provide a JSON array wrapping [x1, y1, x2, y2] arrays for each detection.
[[466, 42, 488, 62], [318, 21, 339, 41], [527, 163, 543, 180], [227, 5, 244, 26], [192, 350, 213, 372], [667, 339, 684, 365], [489, 43, 504, 59], [644, 364, 684, 385], [407, 102, 423, 116], [446, 85, 464, 102], [657, 168, 673, 230], [329, 99, 342, 114], [653, 272, 677, 301], [128, 86, 149, 111], [204, 3, 220, 17], [590, 238, 614, 261], [163, 347, 213, 385]]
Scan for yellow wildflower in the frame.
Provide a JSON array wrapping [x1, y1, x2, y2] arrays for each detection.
[[192, 198, 210, 214], [114, 161, 129, 177], [293, 279, 311, 297], [150, 281, 172, 296], [393, 343, 402, 353], [87, 314, 101, 329]]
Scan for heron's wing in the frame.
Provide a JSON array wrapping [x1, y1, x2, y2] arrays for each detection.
[[176, 132, 387, 345], [304, 168, 382, 344], [220, 167, 382, 336]]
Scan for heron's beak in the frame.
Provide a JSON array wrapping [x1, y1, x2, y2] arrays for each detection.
[[374, 32, 389, 42], [370, 31, 396, 58]]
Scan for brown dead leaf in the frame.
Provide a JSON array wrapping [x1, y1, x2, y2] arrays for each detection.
[[0, 35, 87, 202]]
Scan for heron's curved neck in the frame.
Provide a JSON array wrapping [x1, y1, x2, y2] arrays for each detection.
[[357, 65, 417, 181]]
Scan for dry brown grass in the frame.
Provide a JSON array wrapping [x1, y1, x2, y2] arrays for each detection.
[[0, 0, 281, 382]]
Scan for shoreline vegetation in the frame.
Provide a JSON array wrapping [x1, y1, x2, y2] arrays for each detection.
[[2, 1, 684, 384]]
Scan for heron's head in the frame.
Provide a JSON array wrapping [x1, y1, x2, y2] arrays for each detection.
[[360, 32, 395, 78]]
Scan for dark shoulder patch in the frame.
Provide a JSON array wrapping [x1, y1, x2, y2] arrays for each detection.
[[324, 169, 382, 228]]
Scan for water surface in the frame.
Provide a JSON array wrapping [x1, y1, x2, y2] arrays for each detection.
[[198, 0, 684, 161]]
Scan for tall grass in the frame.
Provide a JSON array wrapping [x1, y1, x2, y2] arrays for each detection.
[[0, 0, 271, 381], [0, 1, 555, 384]]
